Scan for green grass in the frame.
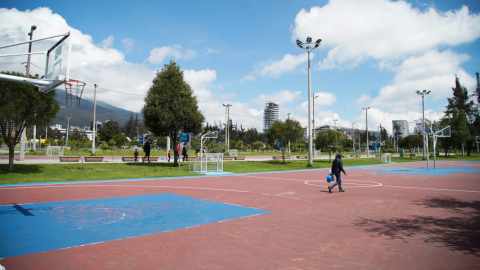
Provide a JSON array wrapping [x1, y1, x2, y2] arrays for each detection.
[[1, 153, 479, 184]]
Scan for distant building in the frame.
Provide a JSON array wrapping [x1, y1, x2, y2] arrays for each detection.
[[263, 102, 279, 132], [392, 120, 408, 139], [91, 121, 103, 131]]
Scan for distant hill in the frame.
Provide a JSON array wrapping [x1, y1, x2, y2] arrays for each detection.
[[52, 89, 142, 128]]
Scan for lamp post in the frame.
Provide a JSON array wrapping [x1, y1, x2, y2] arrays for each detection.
[[92, 84, 98, 154], [287, 113, 291, 155], [416, 90, 431, 169], [363, 107, 370, 157], [351, 122, 355, 154], [312, 94, 319, 157], [65, 116, 72, 146], [20, 25, 37, 161], [333, 119, 338, 152], [223, 104, 232, 153], [296, 37, 322, 166]]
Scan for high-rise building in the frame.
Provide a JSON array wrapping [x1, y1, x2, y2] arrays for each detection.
[[392, 120, 408, 139], [263, 102, 279, 132]]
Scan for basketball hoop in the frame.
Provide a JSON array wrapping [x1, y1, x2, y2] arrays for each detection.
[[64, 79, 86, 107]]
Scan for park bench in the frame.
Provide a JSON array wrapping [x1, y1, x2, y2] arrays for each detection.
[[297, 156, 307, 159], [223, 156, 234, 161], [59, 156, 81, 162], [122, 156, 141, 162], [186, 157, 196, 161], [143, 157, 159, 162], [234, 156, 245, 160], [409, 154, 416, 157], [273, 156, 282, 160], [84, 156, 104, 162]]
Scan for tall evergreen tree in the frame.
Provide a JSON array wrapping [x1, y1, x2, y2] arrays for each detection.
[[142, 61, 205, 166]]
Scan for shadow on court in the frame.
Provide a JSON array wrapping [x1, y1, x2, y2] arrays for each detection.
[[354, 196, 480, 256]]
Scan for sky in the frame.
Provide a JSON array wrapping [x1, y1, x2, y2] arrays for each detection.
[[1, 0, 480, 135]]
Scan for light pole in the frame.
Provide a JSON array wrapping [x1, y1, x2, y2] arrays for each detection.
[[416, 90, 431, 169], [287, 113, 291, 155], [223, 104, 232, 153], [312, 94, 319, 157], [20, 25, 37, 161], [351, 122, 355, 154], [92, 84, 98, 154], [65, 116, 72, 146], [363, 107, 370, 157], [333, 119, 338, 152], [297, 37, 322, 166]]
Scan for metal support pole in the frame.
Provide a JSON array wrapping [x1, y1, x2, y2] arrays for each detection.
[[92, 84, 97, 154], [363, 107, 370, 157], [307, 47, 313, 165], [65, 116, 71, 146], [351, 122, 355, 154]]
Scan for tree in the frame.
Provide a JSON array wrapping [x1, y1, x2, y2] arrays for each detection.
[[266, 119, 304, 163], [0, 71, 60, 171], [445, 75, 480, 156], [97, 120, 122, 143], [141, 61, 205, 166], [399, 135, 423, 159], [122, 112, 136, 140], [100, 141, 109, 154], [439, 109, 472, 157], [315, 129, 344, 161], [69, 128, 88, 142], [252, 141, 263, 152], [113, 134, 128, 149]]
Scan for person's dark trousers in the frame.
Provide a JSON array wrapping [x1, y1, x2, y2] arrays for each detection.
[[329, 172, 342, 190], [144, 152, 150, 162]]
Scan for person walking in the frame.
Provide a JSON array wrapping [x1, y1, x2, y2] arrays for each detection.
[[134, 148, 139, 162], [328, 154, 347, 193], [195, 145, 200, 158], [167, 150, 171, 162], [182, 143, 188, 162], [143, 140, 151, 163], [176, 144, 180, 162]]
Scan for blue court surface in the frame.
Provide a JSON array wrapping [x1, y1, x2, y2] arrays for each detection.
[[355, 165, 480, 176], [0, 193, 269, 258]]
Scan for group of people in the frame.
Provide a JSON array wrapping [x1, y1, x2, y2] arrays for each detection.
[[134, 140, 206, 163]]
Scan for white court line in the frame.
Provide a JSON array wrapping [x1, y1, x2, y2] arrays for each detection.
[[380, 184, 480, 193], [0, 184, 313, 203], [305, 180, 382, 188]]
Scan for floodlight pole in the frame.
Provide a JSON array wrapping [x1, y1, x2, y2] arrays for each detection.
[[65, 116, 72, 146], [312, 95, 318, 158], [333, 119, 338, 152], [363, 107, 370, 157], [20, 25, 37, 161], [287, 113, 291, 155], [416, 90, 431, 170], [223, 104, 232, 154], [92, 84, 97, 154], [296, 37, 321, 166], [351, 122, 355, 154]]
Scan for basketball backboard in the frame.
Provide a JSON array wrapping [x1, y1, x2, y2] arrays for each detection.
[[430, 126, 451, 138], [0, 32, 71, 93]]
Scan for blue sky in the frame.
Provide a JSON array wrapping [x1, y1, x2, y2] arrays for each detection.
[[1, 0, 480, 134]]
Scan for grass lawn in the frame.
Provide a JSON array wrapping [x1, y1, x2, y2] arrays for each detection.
[[1, 153, 479, 184]]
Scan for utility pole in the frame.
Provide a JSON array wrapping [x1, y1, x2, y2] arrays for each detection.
[[363, 107, 370, 157], [20, 25, 37, 161], [333, 119, 338, 153], [312, 95, 318, 157], [223, 104, 232, 153], [351, 122, 355, 154], [296, 37, 322, 166], [92, 84, 97, 154], [287, 113, 291, 155], [65, 116, 72, 146]]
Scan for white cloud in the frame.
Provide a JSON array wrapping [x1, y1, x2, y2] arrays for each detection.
[[99, 36, 114, 49], [292, 0, 480, 69], [255, 53, 309, 78], [250, 90, 302, 105], [355, 94, 371, 105], [121, 38, 135, 53], [147, 45, 197, 64], [240, 74, 255, 83], [370, 50, 476, 113], [203, 47, 219, 56], [297, 92, 337, 114]]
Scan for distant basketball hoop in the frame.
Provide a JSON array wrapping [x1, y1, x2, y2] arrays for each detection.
[[64, 79, 85, 107]]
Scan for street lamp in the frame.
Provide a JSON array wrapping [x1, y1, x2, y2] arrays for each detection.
[[287, 113, 291, 155], [363, 107, 370, 157], [416, 90, 431, 169], [20, 25, 37, 162], [223, 104, 232, 153], [333, 119, 338, 152], [351, 122, 355, 154], [92, 84, 98, 154], [312, 95, 319, 157], [296, 37, 322, 166]]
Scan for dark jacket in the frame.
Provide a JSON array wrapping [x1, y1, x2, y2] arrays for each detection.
[[331, 158, 346, 174], [144, 141, 151, 153], [182, 146, 187, 155]]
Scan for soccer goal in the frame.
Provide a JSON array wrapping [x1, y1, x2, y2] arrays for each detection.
[[46, 146, 64, 156], [380, 153, 391, 163], [193, 153, 224, 173], [229, 149, 238, 156]]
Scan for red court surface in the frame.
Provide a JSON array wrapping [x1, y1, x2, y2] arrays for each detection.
[[1, 161, 479, 269]]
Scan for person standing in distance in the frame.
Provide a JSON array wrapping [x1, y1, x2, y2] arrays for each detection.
[[182, 143, 188, 162], [143, 140, 151, 163], [195, 145, 200, 158], [328, 154, 347, 193]]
